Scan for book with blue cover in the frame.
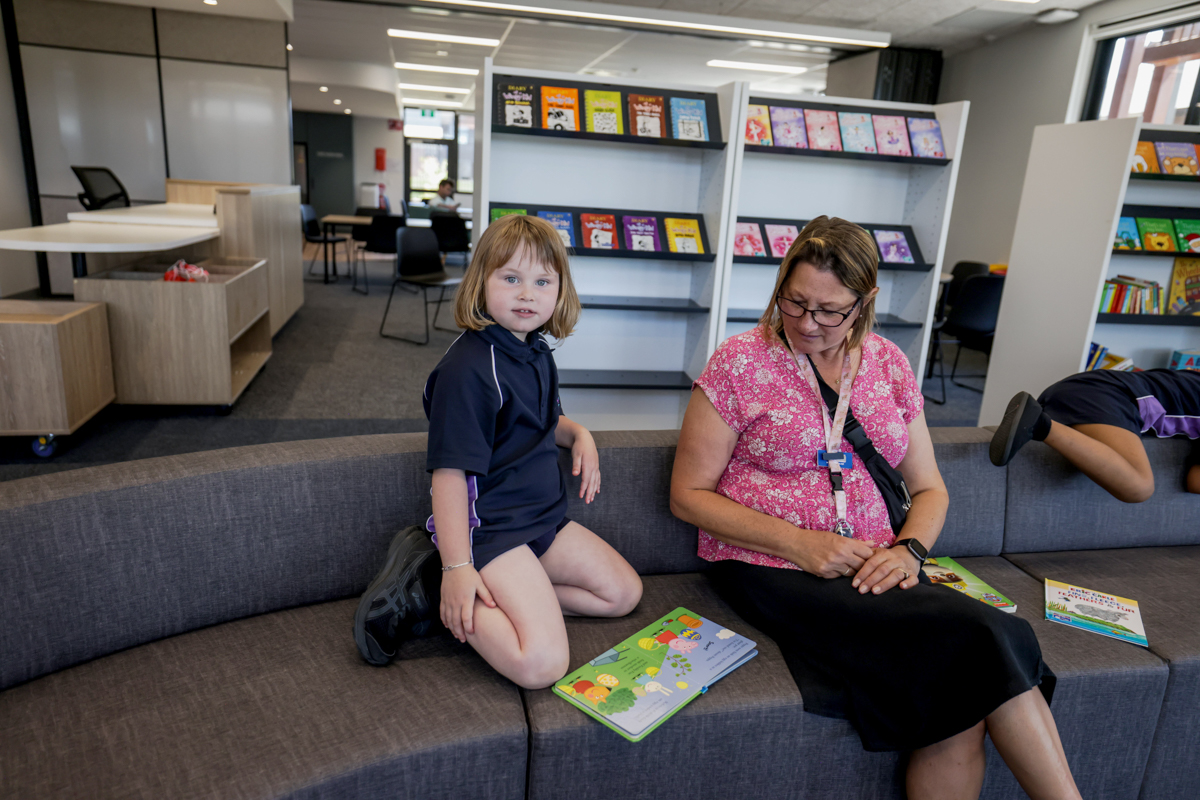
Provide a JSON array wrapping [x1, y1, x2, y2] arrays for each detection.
[[537, 211, 575, 248], [670, 97, 709, 141], [1114, 217, 1142, 250], [838, 112, 876, 153]]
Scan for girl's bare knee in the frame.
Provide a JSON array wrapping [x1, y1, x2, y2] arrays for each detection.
[[511, 646, 569, 690], [1118, 475, 1154, 503], [611, 573, 642, 617]]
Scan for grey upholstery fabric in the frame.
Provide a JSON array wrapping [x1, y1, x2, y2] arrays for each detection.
[[1004, 548, 1200, 800], [928, 428, 1005, 557], [1003, 437, 1198, 552], [0, 599, 528, 800]]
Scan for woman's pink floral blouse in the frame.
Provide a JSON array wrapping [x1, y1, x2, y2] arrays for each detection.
[[693, 329, 924, 571]]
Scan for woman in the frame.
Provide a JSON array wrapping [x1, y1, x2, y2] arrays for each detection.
[[670, 217, 1081, 800]]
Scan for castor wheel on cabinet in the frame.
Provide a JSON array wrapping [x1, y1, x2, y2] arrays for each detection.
[[31, 435, 58, 458], [217, 404, 234, 416]]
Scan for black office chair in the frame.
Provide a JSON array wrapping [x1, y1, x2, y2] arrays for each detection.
[[430, 213, 472, 268], [351, 214, 405, 296], [925, 274, 1005, 405], [350, 206, 385, 272], [380, 227, 462, 344], [71, 166, 130, 210], [926, 261, 990, 381], [301, 204, 352, 277]]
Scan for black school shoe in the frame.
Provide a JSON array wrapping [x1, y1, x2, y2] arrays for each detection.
[[990, 391, 1045, 466], [354, 525, 441, 666]]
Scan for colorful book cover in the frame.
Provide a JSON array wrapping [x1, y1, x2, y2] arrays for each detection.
[[581, 213, 618, 249], [733, 221, 767, 257], [537, 211, 575, 248], [1154, 141, 1199, 175], [553, 608, 758, 741], [1136, 218, 1177, 251], [1114, 217, 1142, 250], [670, 97, 709, 141], [873, 114, 912, 157], [1167, 257, 1200, 314], [1045, 579, 1148, 647], [1174, 219, 1200, 253], [1169, 349, 1200, 370], [584, 89, 623, 135], [489, 208, 527, 221], [804, 109, 842, 152], [769, 107, 807, 149], [664, 217, 704, 254], [908, 117, 946, 158], [628, 94, 665, 138], [541, 86, 580, 131], [764, 224, 799, 258], [622, 215, 661, 252], [873, 229, 915, 264], [744, 104, 773, 146], [838, 112, 877, 153], [496, 82, 537, 128], [923, 557, 1016, 613], [1132, 141, 1160, 173]]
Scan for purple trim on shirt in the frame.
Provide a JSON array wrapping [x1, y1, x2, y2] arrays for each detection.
[[1137, 395, 1200, 439], [428, 475, 481, 562]]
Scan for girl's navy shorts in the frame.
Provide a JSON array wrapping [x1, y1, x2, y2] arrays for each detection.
[[1038, 369, 1200, 438], [472, 517, 572, 571]]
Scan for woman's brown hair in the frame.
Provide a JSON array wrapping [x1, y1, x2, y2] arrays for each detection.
[[759, 215, 878, 351], [454, 214, 582, 339]]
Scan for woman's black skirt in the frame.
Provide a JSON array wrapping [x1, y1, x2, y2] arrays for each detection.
[[709, 559, 1055, 753]]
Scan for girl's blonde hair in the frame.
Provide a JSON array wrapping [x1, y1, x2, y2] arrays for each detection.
[[759, 215, 878, 351], [454, 214, 582, 339]]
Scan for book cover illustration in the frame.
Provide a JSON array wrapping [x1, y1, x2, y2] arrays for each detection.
[[745, 104, 773, 146], [490, 208, 527, 221], [541, 86, 580, 131], [1174, 219, 1200, 253], [1154, 141, 1199, 175], [581, 214, 618, 249], [496, 82, 537, 128], [1114, 217, 1143, 250], [838, 112, 877, 153], [664, 217, 704, 254], [628, 94, 665, 138], [873, 229, 915, 264], [1170, 349, 1200, 370], [908, 117, 946, 158], [537, 211, 575, 248], [1132, 141, 1160, 173], [873, 114, 912, 157], [670, 97, 709, 141], [1167, 257, 1200, 314], [764, 224, 799, 258], [622, 216, 661, 252], [922, 557, 1016, 613], [1045, 579, 1148, 647], [769, 106, 807, 149], [553, 608, 758, 741], [804, 109, 842, 151], [1136, 218, 1177, 251], [584, 89, 624, 135], [733, 221, 767, 257]]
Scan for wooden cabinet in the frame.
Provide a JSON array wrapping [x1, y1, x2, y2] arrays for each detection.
[[216, 186, 304, 336]]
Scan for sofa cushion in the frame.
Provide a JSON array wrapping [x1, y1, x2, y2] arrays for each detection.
[[0, 598, 527, 800], [1004, 547, 1200, 800], [928, 427, 1006, 557]]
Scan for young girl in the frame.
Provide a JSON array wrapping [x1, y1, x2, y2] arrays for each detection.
[[354, 214, 642, 688]]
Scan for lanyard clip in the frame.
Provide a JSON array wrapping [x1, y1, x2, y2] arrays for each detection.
[[834, 519, 855, 537], [816, 450, 854, 469]]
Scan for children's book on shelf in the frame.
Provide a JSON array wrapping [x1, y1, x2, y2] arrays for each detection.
[[496, 82, 537, 128], [628, 94, 664, 138], [804, 109, 842, 151], [622, 216, 661, 252], [764, 223, 799, 258], [873, 229, 915, 264], [581, 213, 618, 249], [769, 106, 807, 148], [872, 114, 912, 156], [537, 211, 575, 248], [1153, 141, 1199, 175], [1136, 218, 1177, 251], [1170, 349, 1200, 370], [669, 97, 709, 141], [907, 117, 945, 158], [664, 218, 704, 254], [1132, 141, 1160, 173], [1114, 217, 1142, 250], [1098, 351, 1135, 371], [838, 112, 877, 153], [490, 207, 527, 221], [584, 90, 623, 135], [733, 221, 767, 257], [541, 86, 580, 131], [1167, 257, 1200, 314], [1100, 276, 1163, 315], [1086, 342, 1106, 371], [744, 104, 773, 146], [553, 608, 758, 741], [922, 557, 1016, 613], [1045, 579, 1148, 647], [1174, 218, 1200, 254]]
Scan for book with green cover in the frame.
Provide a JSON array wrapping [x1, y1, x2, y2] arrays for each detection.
[[489, 207, 527, 221], [584, 89, 623, 135], [922, 556, 1017, 613], [553, 608, 757, 741], [1174, 219, 1200, 254], [1136, 218, 1177, 252]]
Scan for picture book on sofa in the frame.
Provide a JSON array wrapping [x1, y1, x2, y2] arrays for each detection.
[[922, 556, 1016, 613], [1045, 579, 1148, 647], [553, 608, 757, 741]]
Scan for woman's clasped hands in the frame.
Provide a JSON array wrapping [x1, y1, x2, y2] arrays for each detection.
[[791, 528, 921, 595]]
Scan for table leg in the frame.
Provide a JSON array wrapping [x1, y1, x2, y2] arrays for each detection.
[[323, 223, 331, 284], [71, 252, 88, 278]]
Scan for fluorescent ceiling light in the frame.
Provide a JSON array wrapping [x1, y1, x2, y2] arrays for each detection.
[[203, 0, 217, 5], [403, 97, 464, 108], [388, 28, 500, 46], [395, 61, 480, 75], [399, 82, 472, 94], [707, 59, 807, 74]]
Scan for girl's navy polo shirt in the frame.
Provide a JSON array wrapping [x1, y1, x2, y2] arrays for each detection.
[[423, 324, 567, 543]]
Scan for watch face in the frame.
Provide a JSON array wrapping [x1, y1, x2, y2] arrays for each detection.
[[907, 539, 928, 560]]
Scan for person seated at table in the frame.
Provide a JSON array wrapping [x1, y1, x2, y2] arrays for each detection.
[[429, 179, 459, 212]]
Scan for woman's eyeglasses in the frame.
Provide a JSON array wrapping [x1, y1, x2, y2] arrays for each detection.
[[776, 295, 861, 327]]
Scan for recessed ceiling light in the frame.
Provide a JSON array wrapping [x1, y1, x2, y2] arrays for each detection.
[[333, 99, 342, 104], [394, 62, 479, 76], [286, 43, 293, 51], [344, 109, 352, 114], [203, 0, 217, 5], [707, 59, 807, 74], [387, 29, 500, 46], [403, 97, 464, 108], [398, 82, 472, 94], [319, 86, 328, 92]]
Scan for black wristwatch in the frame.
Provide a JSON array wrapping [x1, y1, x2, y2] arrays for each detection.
[[893, 538, 928, 566]]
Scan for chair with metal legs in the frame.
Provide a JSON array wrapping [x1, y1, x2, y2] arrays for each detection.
[[380, 227, 462, 344], [351, 214, 405, 296], [924, 274, 1005, 405], [301, 204, 352, 277]]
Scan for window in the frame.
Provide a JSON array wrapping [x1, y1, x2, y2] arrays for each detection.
[[403, 107, 456, 140], [457, 114, 475, 195], [1083, 20, 1200, 124]]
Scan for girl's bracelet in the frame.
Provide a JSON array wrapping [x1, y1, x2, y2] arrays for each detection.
[[441, 559, 473, 572]]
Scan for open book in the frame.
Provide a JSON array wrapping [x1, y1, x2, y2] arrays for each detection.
[[922, 556, 1017, 612]]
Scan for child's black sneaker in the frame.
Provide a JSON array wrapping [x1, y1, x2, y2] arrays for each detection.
[[354, 525, 440, 666], [990, 391, 1049, 466]]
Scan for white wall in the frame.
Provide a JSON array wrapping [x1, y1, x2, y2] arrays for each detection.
[[0, 12, 36, 296], [352, 116, 405, 211]]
